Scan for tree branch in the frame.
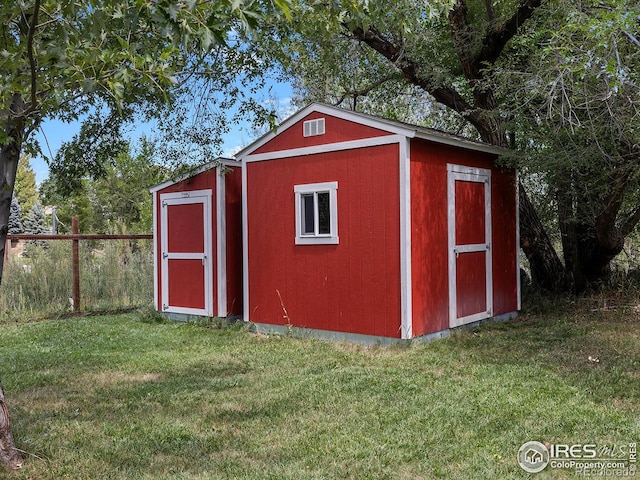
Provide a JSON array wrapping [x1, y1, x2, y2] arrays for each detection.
[[333, 73, 400, 108], [620, 205, 640, 237], [349, 25, 478, 118], [25, 0, 42, 117], [473, 0, 542, 73], [594, 166, 630, 248]]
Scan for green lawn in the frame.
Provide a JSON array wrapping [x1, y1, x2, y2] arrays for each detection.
[[0, 302, 638, 479]]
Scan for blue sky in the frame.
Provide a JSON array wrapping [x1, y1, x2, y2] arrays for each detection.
[[31, 81, 294, 185]]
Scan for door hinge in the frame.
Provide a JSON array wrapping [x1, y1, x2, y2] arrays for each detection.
[[162, 252, 168, 259], [163, 304, 169, 311]]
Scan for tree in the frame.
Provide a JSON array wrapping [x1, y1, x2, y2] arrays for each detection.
[[494, 0, 640, 291], [14, 155, 38, 215], [262, 0, 640, 291], [258, 0, 567, 290], [8, 196, 23, 235], [23, 200, 46, 235], [23, 200, 46, 252], [0, 0, 291, 284], [0, 0, 291, 469], [41, 138, 171, 234], [92, 139, 170, 233]]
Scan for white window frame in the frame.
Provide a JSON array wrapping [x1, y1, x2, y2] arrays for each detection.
[[294, 181, 338, 245]]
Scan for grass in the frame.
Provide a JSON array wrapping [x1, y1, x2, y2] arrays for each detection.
[[0, 298, 638, 479]]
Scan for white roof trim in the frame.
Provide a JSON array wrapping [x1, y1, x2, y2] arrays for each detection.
[[149, 157, 240, 193], [414, 131, 504, 155], [244, 135, 404, 163], [236, 102, 506, 159]]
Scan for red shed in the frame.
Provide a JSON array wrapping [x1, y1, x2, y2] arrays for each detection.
[[151, 159, 243, 320], [238, 103, 520, 342]]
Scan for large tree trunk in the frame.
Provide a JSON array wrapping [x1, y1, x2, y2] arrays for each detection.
[[0, 97, 26, 471], [519, 181, 569, 291], [0, 94, 26, 286], [555, 161, 640, 292], [0, 383, 21, 470]]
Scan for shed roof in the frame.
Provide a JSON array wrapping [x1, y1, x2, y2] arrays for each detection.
[[149, 157, 239, 193]]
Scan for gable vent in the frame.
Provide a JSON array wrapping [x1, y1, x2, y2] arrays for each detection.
[[303, 118, 325, 137]]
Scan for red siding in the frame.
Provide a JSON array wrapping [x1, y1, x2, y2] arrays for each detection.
[[252, 112, 393, 154], [454, 181, 486, 245], [224, 167, 243, 315], [246, 144, 402, 337], [410, 142, 450, 336], [410, 139, 518, 336], [491, 168, 518, 315]]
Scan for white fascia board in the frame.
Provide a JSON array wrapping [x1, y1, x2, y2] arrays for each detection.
[[149, 157, 240, 193], [415, 131, 506, 155], [235, 101, 505, 160]]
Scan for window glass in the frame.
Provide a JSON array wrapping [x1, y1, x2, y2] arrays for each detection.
[[317, 192, 330, 234], [302, 194, 315, 235]]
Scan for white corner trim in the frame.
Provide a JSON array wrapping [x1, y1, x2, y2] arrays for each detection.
[[399, 138, 413, 339], [216, 167, 227, 317], [241, 159, 250, 323], [243, 134, 405, 163], [153, 193, 158, 311]]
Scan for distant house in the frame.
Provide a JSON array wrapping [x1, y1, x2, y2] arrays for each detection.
[[152, 104, 520, 343]]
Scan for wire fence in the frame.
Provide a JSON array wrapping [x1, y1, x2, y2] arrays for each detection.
[[2, 218, 154, 323]]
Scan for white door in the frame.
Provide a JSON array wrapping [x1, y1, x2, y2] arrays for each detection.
[[448, 165, 492, 328], [160, 190, 213, 316]]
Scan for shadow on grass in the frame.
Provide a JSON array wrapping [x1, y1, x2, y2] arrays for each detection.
[[446, 298, 640, 405]]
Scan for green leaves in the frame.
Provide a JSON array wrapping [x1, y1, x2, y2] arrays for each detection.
[[0, 0, 293, 146]]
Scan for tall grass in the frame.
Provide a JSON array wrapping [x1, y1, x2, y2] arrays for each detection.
[[0, 239, 153, 322]]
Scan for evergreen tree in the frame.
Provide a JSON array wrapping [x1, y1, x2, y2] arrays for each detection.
[[23, 201, 46, 235], [22, 200, 47, 253], [8, 196, 22, 234], [15, 155, 38, 215]]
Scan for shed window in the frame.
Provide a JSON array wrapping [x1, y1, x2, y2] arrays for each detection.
[[294, 182, 338, 245], [303, 118, 325, 137]]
